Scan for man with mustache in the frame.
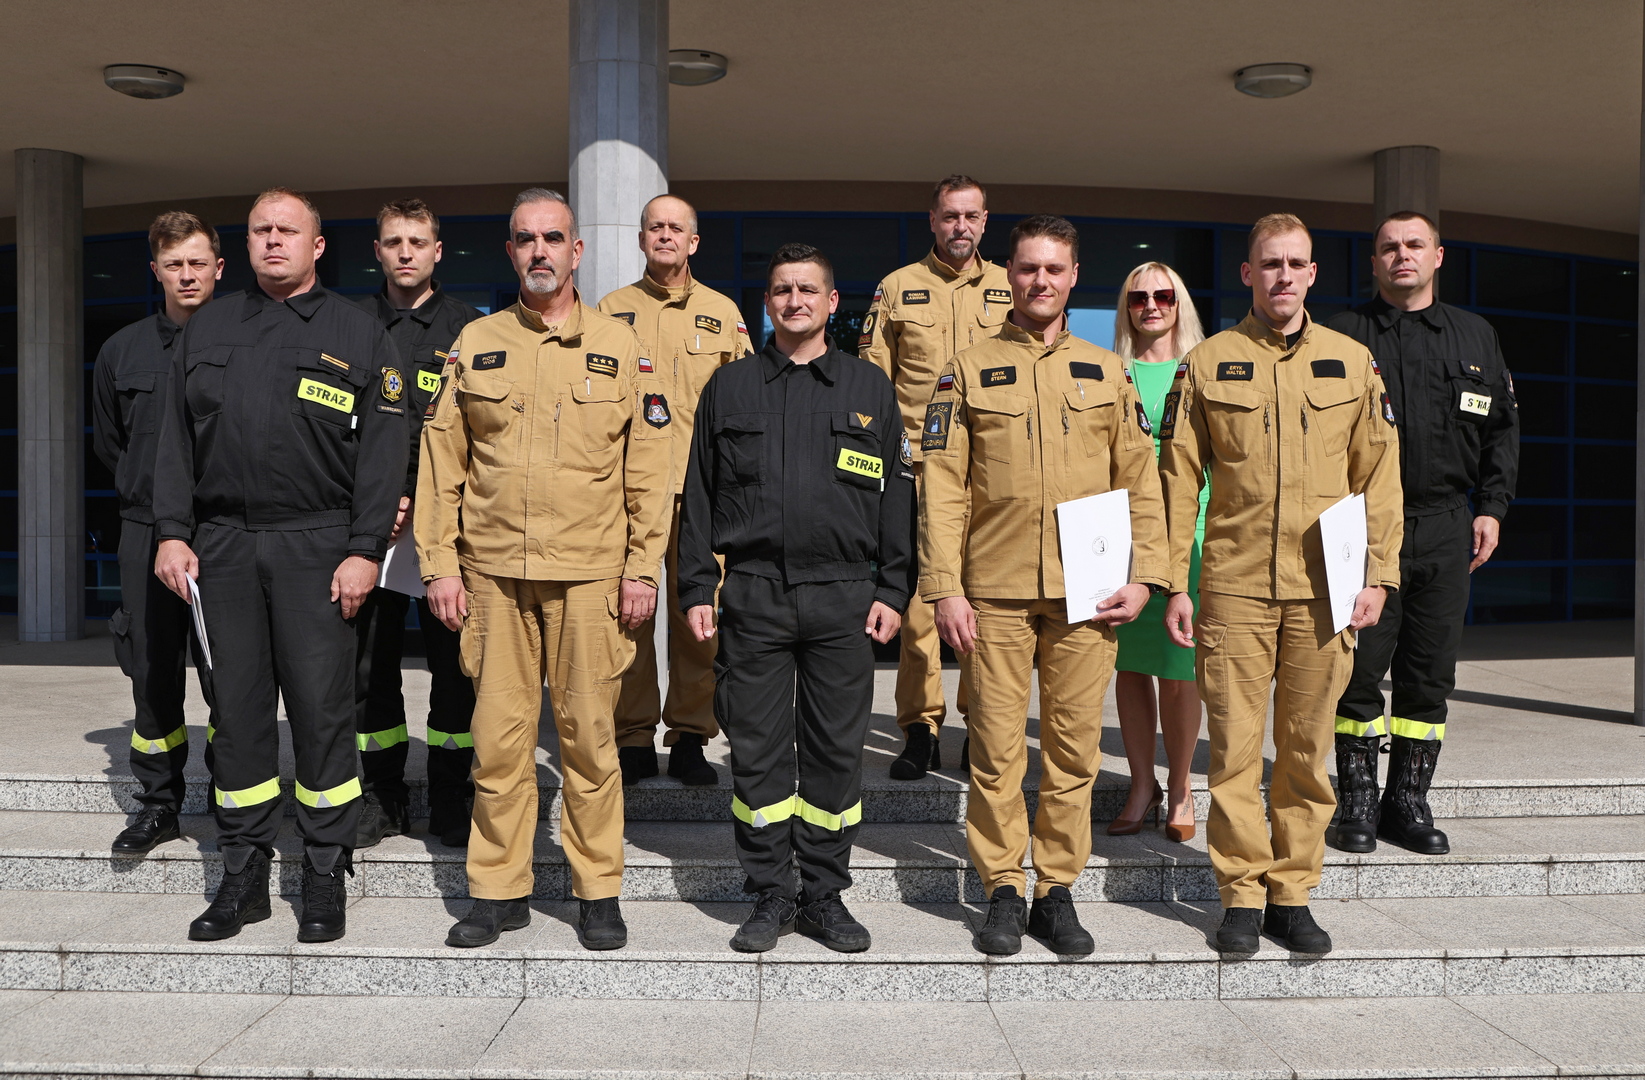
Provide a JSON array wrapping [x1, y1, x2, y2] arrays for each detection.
[[417, 188, 673, 950]]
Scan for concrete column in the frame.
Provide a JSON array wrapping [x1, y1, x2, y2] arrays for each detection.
[[15, 149, 84, 642], [568, 0, 669, 306], [1634, 27, 1645, 724], [1373, 145, 1441, 229]]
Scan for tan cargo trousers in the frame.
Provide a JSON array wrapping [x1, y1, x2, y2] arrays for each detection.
[[615, 495, 719, 748], [961, 597, 1116, 897], [1196, 591, 1353, 909], [896, 465, 967, 735], [461, 571, 631, 901]]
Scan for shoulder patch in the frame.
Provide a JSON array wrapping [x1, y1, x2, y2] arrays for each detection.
[[1311, 358, 1346, 379], [1070, 361, 1104, 381], [643, 392, 671, 428], [736, 320, 749, 336], [587, 353, 619, 378], [1134, 401, 1152, 436], [1216, 361, 1252, 381], [1174, 361, 1188, 382], [984, 288, 1011, 306], [936, 373, 955, 393], [1160, 390, 1181, 440], [922, 401, 954, 452], [902, 289, 930, 305], [695, 314, 722, 334], [900, 431, 912, 466], [472, 351, 506, 371], [981, 365, 1016, 386], [610, 311, 636, 326], [857, 310, 877, 349], [380, 368, 404, 402], [1369, 357, 1382, 377], [1382, 392, 1397, 426], [854, 412, 874, 429]]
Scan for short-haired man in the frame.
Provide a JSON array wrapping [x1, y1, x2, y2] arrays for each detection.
[[1161, 213, 1403, 956], [418, 189, 673, 950], [352, 198, 484, 849], [1327, 212, 1518, 855], [599, 194, 751, 788], [922, 215, 1169, 957], [93, 211, 223, 856], [154, 188, 410, 943], [860, 175, 1010, 780], [679, 243, 913, 953]]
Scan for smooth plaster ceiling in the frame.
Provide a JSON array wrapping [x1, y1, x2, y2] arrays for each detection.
[[1, 0, 1640, 232]]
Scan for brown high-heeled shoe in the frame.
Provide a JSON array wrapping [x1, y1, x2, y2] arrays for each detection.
[[1107, 781, 1164, 836], [1164, 793, 1196, 842]]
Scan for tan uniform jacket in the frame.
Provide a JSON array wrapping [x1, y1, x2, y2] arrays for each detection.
[[1159, 311, 1403, 600], [859, 250, 1011, 461], [597, 274, 751, 492], [415, 293, 673, 585], [918, 319, 1170, 602]]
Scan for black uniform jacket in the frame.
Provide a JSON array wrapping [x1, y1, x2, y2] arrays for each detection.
[[678, 336, 917, 615], [359, 282, 484, 496], [152, 286, 410, 561], [1329, 297, 1518, 521], [92, 312, 182, 524]]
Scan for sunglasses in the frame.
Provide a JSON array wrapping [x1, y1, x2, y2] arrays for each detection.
[[1127, 288, 1177, 309]]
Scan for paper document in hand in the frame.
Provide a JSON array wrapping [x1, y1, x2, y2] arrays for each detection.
[[378, 531, 426, 599], [1056, 488, 1132, 623], [1318, 493, 1368, 634], [187, 577, 213, 671]]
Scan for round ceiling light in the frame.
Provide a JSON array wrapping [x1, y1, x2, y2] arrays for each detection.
[[668, 50, 727, 86], [104, 65, 186, 99], [1234, 63, 1312, 99]]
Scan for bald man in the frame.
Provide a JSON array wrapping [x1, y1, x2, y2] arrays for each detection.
[[599, 195, 751, 787]]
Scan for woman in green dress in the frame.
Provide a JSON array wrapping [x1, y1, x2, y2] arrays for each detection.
[[1110, 262, 1207, 841]]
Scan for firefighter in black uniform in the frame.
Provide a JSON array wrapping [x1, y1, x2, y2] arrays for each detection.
[[1328, 211, 1518, 855], [93, 212, 223, 856], [153, 188, 408, 943], [352, 199, 484, 848], [679, 243, 915, 954]]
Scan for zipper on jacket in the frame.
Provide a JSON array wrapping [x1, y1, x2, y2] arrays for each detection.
[[1026, 407, 1034, 466], [1300, 405, 1309, 464], [554, 398, 563, 459]]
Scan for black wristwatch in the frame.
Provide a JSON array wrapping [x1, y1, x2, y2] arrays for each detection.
[[1145, 583, 1168, 596]]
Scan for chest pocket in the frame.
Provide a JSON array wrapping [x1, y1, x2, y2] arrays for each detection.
[[566, 379, 629, 474], [115, 371, 161, 434], [291, 350, 367, 431], [893, 304, 946, 369], [1304, 379, 1362, 460], [832, 414, 884, 491], [1198, 381, 1267, 463], [1446, 361, 1492, 430], [967, 387, 1030, 503], [1063, 382, 1118, 459], [684, 333, 731, 395], [713, 415, 766, 487], [184, 347, 232, 420], [457, 370, 518, 466]]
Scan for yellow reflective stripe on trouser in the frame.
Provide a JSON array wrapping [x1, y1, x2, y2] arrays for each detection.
[[215, 777, 282, 809], [425, 727, 474, 750], [206, 724, 216, 744], [131, 724, 187, 755], [295, 777, 363, 809], [356, 724, 409, 752], [1335, 715, 1387, 737], [795, 798, 863, 832], [1390, 716, 1445, 741], [732, 795, 796, 828]]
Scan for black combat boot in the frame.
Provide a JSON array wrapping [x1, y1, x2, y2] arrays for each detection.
[[1330, 733, 1382, 853], [798, 892, 871, 952], [354, 790, 410, 849], [578, 897, 628, 950], [1263, 903, 1333, 954], [189, 847, 272, 941], [112, 806, 181, 855], [888, 724, 940, 781], [1378, 735, 1450, 854], [974, 885, 1028, 955], [446, 897, 531, 948], [297, 850, 350, 943], [666, 735, 719, 787], [1027, 885, 1095, 956], [730, 891, 799, 952], [1214, 907, 1262, 956], [619, 745, 658, 785], [427, 788, 472, 848]]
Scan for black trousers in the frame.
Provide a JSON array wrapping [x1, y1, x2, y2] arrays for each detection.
[[1336, 504, 1472, 741], [353, 587, 476, 802], [112, 519, 193, 809], [715, 573, 876, 899], [195, 522, 361, 868]]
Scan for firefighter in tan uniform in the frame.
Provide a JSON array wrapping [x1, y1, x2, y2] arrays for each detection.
[[859, 175, 1010, 780], [599, 194, 751, 788], [417, 189, 673, 951], [1161, 214, 1403, 957], [922, 216, 1170, 957]]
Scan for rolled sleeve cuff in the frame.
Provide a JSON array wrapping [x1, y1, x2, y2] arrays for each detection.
[[917, 572, 961, 601], [348, 534, 388, 561], [156, 519, 193, 544]]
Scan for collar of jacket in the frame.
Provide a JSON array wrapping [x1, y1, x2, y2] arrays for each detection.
[[514, 288, 587, 342], [1237, 309, 1316, 353], [638, 271, 694, 306], [995, 312, 1070, 352], [154, 311, 181, 348], [921, 247, 990, 285], [1370, 293, 1448, 332], [242, 283, 329, 322], [759, 333, 843, 383], [372, 280, 448, 327]]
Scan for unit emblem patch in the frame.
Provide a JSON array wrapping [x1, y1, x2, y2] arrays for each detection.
[[857, 311, 877, 349], [1382, 392, 1397, 426], [380, 368, 404, 402], [1135, 401, 1153, 436], [922, 401, 954, 452], [643, 392, 672, 428], [1160, 391, 1181, 440], [900, 431, 913, 466]]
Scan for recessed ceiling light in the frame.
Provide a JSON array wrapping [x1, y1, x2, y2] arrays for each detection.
[[1234, 63, 1311, 99], [104, 65, 186, 99], [669, 50, 727, 86]]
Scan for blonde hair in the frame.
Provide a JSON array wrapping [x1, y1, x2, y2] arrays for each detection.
[[1112, 262, 1205, 363], [1249, 212, 1311, 255]]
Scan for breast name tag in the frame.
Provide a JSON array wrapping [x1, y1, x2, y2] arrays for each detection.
[[1459, 391, 1492, 416]]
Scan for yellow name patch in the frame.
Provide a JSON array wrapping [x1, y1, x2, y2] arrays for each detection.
[[418, 370, 442, 394], [836, 448, 883, 479], [1460, 391, 1492, 416], [298, 378, 355, 413]]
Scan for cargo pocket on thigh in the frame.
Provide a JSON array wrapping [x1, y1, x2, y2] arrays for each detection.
[[1193, 616, 1227, 698], [110, 607, 135, 677]]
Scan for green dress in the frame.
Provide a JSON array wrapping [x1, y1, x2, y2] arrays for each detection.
[[1114, 357, 1207, 681]]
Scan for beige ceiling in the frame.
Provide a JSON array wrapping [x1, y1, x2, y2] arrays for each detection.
[[1, 0, 1640, 233]]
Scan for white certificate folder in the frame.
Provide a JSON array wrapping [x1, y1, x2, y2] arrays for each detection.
[[378, 531, 426, 599], [1056, 489, 1132, 624], [187, 577, 213, 671], [1318, 492, 1368, 634]]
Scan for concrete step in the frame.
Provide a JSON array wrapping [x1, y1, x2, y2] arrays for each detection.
[[2, 891, 1644, 1004], [4, 768, 1641, 822], [3, 811, 1642, 903]]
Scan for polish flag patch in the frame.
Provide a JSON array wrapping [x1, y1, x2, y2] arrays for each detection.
[[736, 321, 749, 336], [638, 356, 654, 372], [936, 373, 954, 392]]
